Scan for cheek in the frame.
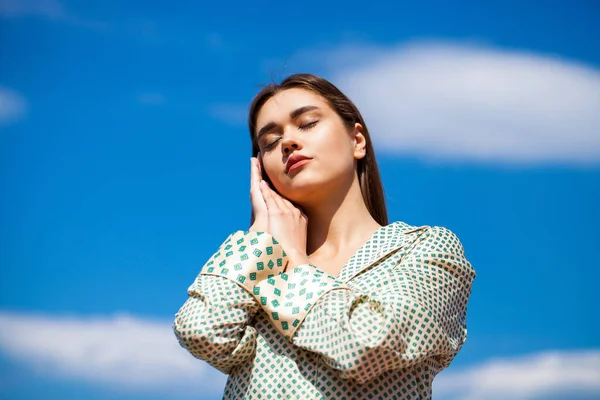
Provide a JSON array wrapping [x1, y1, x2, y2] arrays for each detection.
[[322, 140, 357, 176], [318, 122, 352, 148], [321, 131, 354, 160], [261, 155, 280, 180]]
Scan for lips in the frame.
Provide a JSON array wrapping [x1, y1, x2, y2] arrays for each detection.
[[285, 155, 311, 173]]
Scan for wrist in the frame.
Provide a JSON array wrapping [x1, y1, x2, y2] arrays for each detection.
[[249, 217, 268, 232], [286, 248, 310, 269]]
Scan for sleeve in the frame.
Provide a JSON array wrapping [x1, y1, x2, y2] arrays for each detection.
[[173, 230, 286, 374], [255, 226, 476, 384]]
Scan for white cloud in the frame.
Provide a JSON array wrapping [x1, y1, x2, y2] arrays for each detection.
[[0, 0, 66, 19], [0, 87, 28, 126], [2, 310, 598, 400], [0, 310, 226, 396], [308, 41, 600, 166], [434, 350, 600, 400], [139, 92, 165, 106]]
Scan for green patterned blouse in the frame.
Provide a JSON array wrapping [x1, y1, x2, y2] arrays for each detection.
[[173, 221, 475, 399]]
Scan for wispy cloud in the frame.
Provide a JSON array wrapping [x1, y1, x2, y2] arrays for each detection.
[[0, 311, 226, 396], [0, 0, 65, 19], [139, 92, 166, 106], [0, 87, 28, 126], [0, 0, 108, 30], [302, 41, 600, 166], [206, 33, 226, 52], [207, 103, 248, 126], [434, 350, 600, 400]]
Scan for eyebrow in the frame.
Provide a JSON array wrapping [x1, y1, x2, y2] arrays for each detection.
[[256, 105, 320, 140]]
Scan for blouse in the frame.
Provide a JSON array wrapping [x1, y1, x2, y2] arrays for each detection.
[[173, 221, 476, 399]]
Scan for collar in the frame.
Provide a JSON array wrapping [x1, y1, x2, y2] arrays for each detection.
[[337, 221, 429, 282]]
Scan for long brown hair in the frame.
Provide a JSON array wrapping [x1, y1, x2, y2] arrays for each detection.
[[248, 73, 388, 226]]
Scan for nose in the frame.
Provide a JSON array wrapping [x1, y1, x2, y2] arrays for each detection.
[[281, 134, 303, 156]]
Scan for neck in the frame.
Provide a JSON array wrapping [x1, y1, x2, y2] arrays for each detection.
[[300, 173, 382, 256]]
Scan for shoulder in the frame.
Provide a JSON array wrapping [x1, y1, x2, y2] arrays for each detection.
[[392, 222, 476, 278], [389, 221, 466, 255]]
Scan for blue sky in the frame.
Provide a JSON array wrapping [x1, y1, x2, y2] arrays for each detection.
[[1, 1, 599, 399]]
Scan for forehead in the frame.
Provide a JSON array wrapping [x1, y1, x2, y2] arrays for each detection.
[[257, 88, 330, 124]]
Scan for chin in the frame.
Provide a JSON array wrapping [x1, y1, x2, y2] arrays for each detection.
[[277, 174, 328, 202]]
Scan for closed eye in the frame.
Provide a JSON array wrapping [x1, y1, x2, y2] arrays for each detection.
[[300, 120, 318, 130], [263, 137, 280, 151], [262, 120, 318, 151]]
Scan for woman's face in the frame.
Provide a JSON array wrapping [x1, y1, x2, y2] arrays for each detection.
[[255, 88, 366, 204]]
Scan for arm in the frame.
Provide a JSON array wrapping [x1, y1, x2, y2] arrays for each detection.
[[172, 231, 284, 374], [254, 226, 476, 384]]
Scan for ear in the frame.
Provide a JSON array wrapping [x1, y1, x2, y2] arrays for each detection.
[[352, 122, 367, 160]]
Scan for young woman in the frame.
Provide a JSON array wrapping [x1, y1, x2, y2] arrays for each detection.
[[173, 74, 476, 399]]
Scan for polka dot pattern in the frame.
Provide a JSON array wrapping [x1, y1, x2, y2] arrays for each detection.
[[173, 222, 476, 399], [200, 230, 288, 293]]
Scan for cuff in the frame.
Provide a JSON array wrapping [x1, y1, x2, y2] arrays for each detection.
[[199, 230, 288, 295], [253, 263, 350, 340]]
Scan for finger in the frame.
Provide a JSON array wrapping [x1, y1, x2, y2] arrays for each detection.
[[299, 207, 307, 220], [250, 157, 261, 189], [262, 180, 295, 219], [256, 153, 263, 176], [274, 191, 293, 213], [259, 179, 286, 206], [250, 158, 256, 192], [260, 180, 276, 211], [252, 159, 267, 197], [250, 158, 263, 202], [275, 196, 289, 214], [261, 182, 300, 221], [271, 191, 299, 215], [250, 159, 270, 220], [277, 194, 296, 211], [299, 209, 308, 225], [263, 183, 285, 208]]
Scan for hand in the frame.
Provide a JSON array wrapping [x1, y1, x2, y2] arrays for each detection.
[[259, 180, 310, 270], [249, 155, 268, 232]]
